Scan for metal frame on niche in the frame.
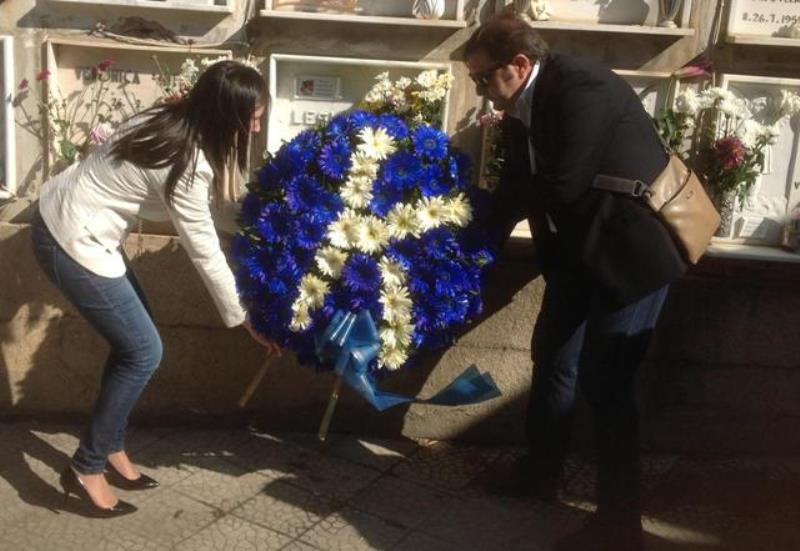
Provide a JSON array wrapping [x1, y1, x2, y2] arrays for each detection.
[[266, 53, 452, 154], [717, 73, 800, 247], [1, 35, 15, 199]]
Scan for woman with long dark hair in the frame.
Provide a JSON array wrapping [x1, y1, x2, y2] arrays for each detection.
[[30, 60, 280, 517]]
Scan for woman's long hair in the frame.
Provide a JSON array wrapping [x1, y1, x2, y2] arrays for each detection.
[[111, 60, 268, 204]]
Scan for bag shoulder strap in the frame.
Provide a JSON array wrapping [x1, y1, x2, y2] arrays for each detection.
[[592, 174, 649, 196]]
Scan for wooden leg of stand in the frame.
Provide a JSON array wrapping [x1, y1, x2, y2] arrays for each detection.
[[237, 358, 273, 409], [318, 374, 343, 443]]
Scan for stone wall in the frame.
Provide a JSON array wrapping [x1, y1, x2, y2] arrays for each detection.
[[1, 0, 799, 454]]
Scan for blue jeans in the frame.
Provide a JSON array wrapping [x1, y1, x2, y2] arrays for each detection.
[[526, 272, 669, 516], [31, 209, 163, 474]]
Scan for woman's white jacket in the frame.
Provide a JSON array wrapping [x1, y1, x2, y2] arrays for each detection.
[[38, 135, 246, 328]]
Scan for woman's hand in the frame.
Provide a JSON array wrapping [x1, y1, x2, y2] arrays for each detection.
[[242, 318, 282, 357]]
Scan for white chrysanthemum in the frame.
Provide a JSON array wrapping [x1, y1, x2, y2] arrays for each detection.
[[738, 119, 763, 149], [705, 87, 736, 104], [379, 345, 408, 371], [416, 70, 439, 89], [356, 216, 390, 254], [417, 196, 448, 231], [445, 194, 473, 227], [289, 304, 312, 332], [395, 77, 412, 91], [297, 274, 329, 310], [779, 90, 800, 118], [364, 71, 392, 104], [350, 153, 379, 179], [379, 257, 406, 288], [358, 127, 396, 160], [418, 87, 447, 103], [327, 209, 361, 249], [719, 97, 748, 119], [675, 89, 700, 116], [180, 58, 199, 77], [316, 247, 348, 278], [759, 123, 780, 145], [386, 203, 421, 239], [380, 286, 413, 323], [380, 320, 414, 349], [437, 73, 455, 90], [341, 175, 374, 209]]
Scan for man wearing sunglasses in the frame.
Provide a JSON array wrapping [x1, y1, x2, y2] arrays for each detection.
[[464, 14, 687, 551]]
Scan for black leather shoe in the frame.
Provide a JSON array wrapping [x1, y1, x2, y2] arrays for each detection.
[[556, 512, 643, 551], [59, 467, 138, 518], [481, 455, 559, 502], [105, 462, 160, 491]]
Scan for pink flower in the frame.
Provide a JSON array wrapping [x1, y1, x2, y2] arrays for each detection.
[[673, 56, 713, 79], [35, 69, 50, 81], [89, 122, 113, 145], [714, 136, 747, 170], [18, 78, 29, 90], [479, 111, 503, 128]]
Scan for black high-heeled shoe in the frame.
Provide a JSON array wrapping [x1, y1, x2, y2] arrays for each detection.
[[59, 467, 138, 518], [105, 462, 160, 491]]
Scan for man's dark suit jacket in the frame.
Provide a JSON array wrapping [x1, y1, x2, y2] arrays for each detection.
[[491, 53, 687, 308]]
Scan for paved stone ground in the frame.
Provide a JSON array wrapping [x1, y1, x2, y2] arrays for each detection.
[[0, 421, 797, 551]]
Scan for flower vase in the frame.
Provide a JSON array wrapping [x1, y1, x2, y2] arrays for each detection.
[[412, 0, 445, 20], [657, 0, 683, 28], [713, 190, 736, 239]]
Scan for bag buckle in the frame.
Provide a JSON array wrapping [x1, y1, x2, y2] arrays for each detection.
[[631, 180, 649, 197]]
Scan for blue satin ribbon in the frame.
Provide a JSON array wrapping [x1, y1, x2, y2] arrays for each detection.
[[314, 310, 501, 412]]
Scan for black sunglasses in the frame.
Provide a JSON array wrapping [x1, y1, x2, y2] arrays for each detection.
[[469, 62, 505, 87]]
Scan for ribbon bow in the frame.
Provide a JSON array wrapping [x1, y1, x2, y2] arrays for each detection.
[[314, 310, 501, 412]]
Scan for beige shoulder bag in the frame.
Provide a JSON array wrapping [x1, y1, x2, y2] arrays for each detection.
[[592, 150, 720, 265]]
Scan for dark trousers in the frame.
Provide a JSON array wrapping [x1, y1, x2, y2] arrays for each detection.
[[526, 272, 669, 516]]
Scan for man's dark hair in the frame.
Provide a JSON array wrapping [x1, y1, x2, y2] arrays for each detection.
[[463, 14, 549, 64]]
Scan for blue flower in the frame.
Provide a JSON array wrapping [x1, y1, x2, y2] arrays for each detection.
[[413, 126, 449, 161], [378, 114, 409, 140], [341, 253, 381, 294], [420, 164, 452, 197], [448, 152, 472, 190], [240, 193, 262, 226], [257, 161, 289, 192], [286, 175, 323, 213], [346, 110, 378, 132], [369, 178, 405, 217], [383, 151, 423, 191], [421, 227, 461, 260], [319, 139, 352, 180], [325, 114, 349, 141], [256, 204, 295, 243], [309, 189, 344, 223], [296, 214, 326, 249]]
